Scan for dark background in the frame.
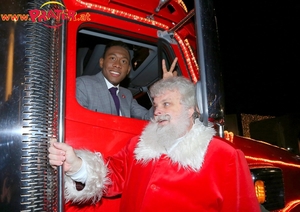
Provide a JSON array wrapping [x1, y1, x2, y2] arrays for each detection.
[[185, 1, 300, 117]]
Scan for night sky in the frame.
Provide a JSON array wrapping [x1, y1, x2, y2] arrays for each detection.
[[186, 1, 300, 117]]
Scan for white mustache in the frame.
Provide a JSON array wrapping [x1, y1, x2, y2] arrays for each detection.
[[153, 114, 171, 123]]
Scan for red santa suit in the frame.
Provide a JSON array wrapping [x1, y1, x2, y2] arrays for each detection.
[[64, 120, 260, 212]]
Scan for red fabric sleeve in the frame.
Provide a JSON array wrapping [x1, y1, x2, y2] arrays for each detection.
[[221, 148, 260, 212], [103, 136, 138, 197]]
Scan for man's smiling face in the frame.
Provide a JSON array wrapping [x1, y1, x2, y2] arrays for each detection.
[[100, 46, 131, 86]]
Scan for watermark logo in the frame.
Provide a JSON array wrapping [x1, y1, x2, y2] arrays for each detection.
[[1, 1, 91, 28]]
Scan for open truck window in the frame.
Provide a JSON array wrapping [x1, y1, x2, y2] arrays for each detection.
[[76, 29, 177, 111]]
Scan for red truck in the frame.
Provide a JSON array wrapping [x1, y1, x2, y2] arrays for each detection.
[[0, 0, 300, 211]]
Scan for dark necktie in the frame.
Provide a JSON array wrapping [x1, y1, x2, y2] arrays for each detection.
[[109, 87, 120, 115]]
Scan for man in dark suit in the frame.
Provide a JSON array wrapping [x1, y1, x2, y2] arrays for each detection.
[[76, 40, 177, 120]]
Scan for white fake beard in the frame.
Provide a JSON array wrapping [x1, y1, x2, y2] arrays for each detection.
[[142, 109, 191, 150]]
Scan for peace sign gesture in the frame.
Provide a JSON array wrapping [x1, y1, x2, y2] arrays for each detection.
[[162, 57, 178, 79]]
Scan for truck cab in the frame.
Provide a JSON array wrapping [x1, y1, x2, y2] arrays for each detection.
[[0, 0, 300, 211]]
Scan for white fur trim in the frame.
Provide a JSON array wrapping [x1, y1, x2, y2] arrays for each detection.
[[134, 120, 216, 171], [64, 150, 110, 204]]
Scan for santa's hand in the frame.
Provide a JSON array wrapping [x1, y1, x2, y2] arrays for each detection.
[[162, 57, 178, 79], [48, 138, 82, 174]]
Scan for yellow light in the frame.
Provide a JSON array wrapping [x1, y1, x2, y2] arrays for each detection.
[[279, 199, 300, 212], [173, 34, 198, 83], [224, 130, 234, 142], [5, 27, 15, 101], [255, 180, 266, 204], [75, 0, 169, 30], [245, 155, 300, 169]]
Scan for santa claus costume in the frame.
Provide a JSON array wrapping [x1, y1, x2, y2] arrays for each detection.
[[64, 120, 260, 212]]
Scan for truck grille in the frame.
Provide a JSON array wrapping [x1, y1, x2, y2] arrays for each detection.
[[251, 168, 285, 211]]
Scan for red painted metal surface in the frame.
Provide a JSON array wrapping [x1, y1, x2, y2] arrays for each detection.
[[61, 0, 300, 211], [232, 135, 300, 212], [63, 1, 196, 211]]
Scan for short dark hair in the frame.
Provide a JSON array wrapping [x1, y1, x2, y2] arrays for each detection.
[[102, 40, 131, 60]]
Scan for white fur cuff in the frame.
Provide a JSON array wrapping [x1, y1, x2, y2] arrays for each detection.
[[64, 150, 110, 204]]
